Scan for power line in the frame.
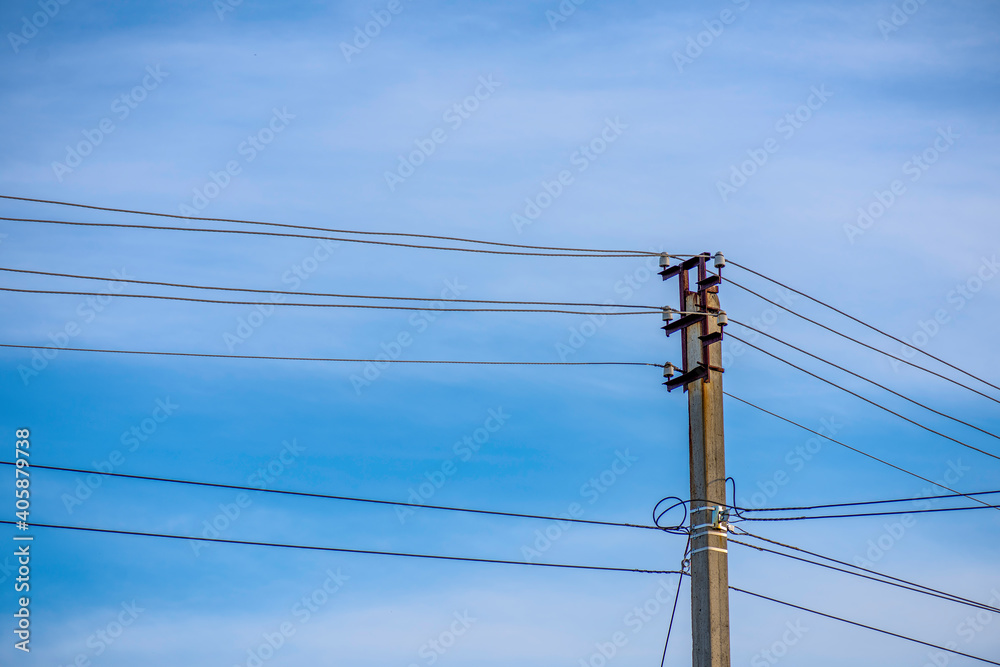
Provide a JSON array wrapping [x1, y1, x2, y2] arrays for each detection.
[[726, 278, 1000, 407], [734, 504, 996, 521], [729, 259, 1000, 395], [726, 332, 1000, 462], [0, 520, 678, 575], [0, 342, 663, 368], [0, 460, 662, 532], [658, 575, 686, 667], [658, 536, 691, 667], [0, 193, 662, 257], [0, 287, 658, 316], [738, 488, 1000, 513], [0, 215, 652, 259], [722, 391, 1000, 512], [658, 493, 999, 521], [730, 318, 1000, 442], [733, 529, 1000, 613], [729, 537, 994, 612], [729, 585, 1000, 665], [0, 266, 662, 310], [728, 532, 1000, 614]]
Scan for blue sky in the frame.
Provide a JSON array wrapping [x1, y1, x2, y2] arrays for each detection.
[[0, 0, 998, 665]]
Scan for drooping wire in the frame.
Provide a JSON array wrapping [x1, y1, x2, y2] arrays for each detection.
[[727, 528, 1000, 614], [0, 342, 663, 368], [0, 215, 652, 259], [0, 460, 663, 532], [658, 536, 692, 667], [725, 476, 747, 521], [0, 520, 678, 575], [726, 332, 1000, 462], [730, 318, 1000, 441], [652, 478, 744, 532], [722, 391, 1000, 513], [729, 259, 1000, 395], [729, 585, 1000, 666], [726, 278, 1000, 406], [0, 266, 662, 310], [652, 496, 690, 534], [0, 193, 662, 257], [0, 287, 659, 316]]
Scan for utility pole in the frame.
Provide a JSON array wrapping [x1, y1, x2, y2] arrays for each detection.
[[660, 252, 730, 667]]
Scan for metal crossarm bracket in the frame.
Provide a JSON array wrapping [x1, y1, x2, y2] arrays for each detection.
[[698, 274, 721, 290], [660, 252, 726, 391], [664, 364, 708, 391], [700, 331, 723, 346], [659, 256, 702, 281], [662, 313, 706, 336]]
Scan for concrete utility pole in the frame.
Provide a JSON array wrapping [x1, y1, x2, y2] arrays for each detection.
[[685, 287, 730, 667], [660, 252, 731, 667]]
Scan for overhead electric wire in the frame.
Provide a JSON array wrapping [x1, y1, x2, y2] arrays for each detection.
[[734, 504, 996, 521], [729, 537, 991, 610], [732, 529, 1000, 613], [722, 391, 1000, 513], [0, 193, 663, 256], [0, 215, 654, 258], [657, 494, 998, 521], [728, 532, 1000, 614], [726, 332, 1000, 462], [726, 278, 1000, 407], [729, 259, 1000, 394], [0, 287, 658, 316], [731, 319, 1000, 442], [0, 520, 678, 575], [0, 342, 662, 368], [729, 585, 1000, 665], [658, 574, 685, 667], [0, 460, 662, 532], [740, 488, 1000, 513], [0, 266, 662, 310], [658, 536, 691, 667]]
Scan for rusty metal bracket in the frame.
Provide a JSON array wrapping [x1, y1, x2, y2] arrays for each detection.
[[661, 252, 725, 391], [664, 365, 708, 391]]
